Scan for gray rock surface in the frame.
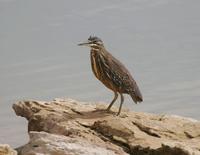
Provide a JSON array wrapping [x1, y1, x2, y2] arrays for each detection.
[[13, 98, 200, 155]]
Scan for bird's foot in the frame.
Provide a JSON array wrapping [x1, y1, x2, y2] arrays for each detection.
[[116, 112, 120, 116], [106, 108, 111, 112]]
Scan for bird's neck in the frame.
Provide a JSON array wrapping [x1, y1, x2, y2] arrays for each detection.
[[91, 45, 101, 51], [90, 45, 107, 55]]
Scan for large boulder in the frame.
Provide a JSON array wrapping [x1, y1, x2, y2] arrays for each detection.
[[13, 98, 200, 155]]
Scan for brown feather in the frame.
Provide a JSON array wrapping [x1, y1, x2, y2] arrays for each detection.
[[90, 46, 143, 103]]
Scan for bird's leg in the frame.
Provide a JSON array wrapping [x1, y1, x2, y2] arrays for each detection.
[[106, 92, 118, 111], [117, 93, 124, 116]]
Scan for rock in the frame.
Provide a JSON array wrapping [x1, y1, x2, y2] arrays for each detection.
[[16, 131, 125, 155], [0, 144, 17, 155], [13, 98, 200, 155]]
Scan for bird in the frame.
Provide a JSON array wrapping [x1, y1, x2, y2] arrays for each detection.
[[78, 36, 143, 115]]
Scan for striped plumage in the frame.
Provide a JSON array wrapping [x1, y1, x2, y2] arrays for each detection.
[[78, 36, 143, 115]]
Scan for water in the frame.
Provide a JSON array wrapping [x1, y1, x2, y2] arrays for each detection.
[[0, 0, 200, 147]]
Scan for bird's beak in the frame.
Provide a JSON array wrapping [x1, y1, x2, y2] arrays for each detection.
[[78, 41, 90, 46]]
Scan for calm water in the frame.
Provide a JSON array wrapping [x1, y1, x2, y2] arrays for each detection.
[[1, 0, 200, 147]]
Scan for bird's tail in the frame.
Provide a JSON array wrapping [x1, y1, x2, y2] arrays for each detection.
[[130, 86, 143, 104]]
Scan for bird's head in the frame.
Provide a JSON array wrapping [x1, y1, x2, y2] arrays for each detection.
[[78, 36, 104, 48]]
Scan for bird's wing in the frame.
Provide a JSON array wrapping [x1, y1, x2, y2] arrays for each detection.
[[107, 53, 134, 89], [98, 51, 132, 88], [104, 52, 143, 102]]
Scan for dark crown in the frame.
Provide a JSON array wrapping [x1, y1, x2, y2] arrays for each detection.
[[88, 36, 103, 43]]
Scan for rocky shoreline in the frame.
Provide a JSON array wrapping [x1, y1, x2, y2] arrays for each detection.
[[1, 98, 200, 155]]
